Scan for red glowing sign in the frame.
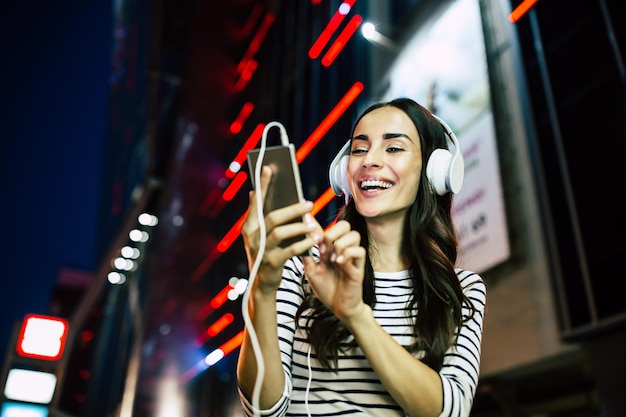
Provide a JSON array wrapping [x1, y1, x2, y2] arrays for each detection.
[[16, 314, 69, 361]]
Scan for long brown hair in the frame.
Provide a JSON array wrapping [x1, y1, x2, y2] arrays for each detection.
[[296, 98, 475, 371]]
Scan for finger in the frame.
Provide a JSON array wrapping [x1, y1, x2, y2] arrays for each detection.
[[249, 166, 272, 213], [267, 213, 321, 256], [264, 200, 313, 231], [243, 166, 272, 233], [329, 231, 361, 263], [334, 246, 366, 271], [323, 220, 352, 242], [320, 220, 352, 256], [302, 256, 317, 270], [267, 219, 314, 249], [262, 201, 315, 255], [331, 230, 361, 252], [265, 239, 311, 268]]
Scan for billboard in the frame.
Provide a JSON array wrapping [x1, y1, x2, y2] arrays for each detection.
[[382, 0, 510, 273]]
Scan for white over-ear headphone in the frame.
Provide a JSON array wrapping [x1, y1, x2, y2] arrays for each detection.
[[329, 114, 464, 199]]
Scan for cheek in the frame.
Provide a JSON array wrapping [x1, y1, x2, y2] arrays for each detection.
[[400, 160, 422, 180], [400, 163, 422, 197], [346, 158, 359, 180]]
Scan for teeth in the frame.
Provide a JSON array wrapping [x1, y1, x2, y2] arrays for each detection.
[[360, 180, 392, 189]]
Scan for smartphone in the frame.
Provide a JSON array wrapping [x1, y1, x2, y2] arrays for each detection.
[[247, 144, 309, 250]]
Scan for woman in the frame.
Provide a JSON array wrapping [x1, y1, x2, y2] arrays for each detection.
[[237, 97, 486, 417]]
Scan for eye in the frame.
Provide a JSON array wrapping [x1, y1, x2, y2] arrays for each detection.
[[386, 146, 404, 153], [351, 148, 368, 155]]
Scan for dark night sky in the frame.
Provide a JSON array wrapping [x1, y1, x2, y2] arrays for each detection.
[[0, 0, 113, 361]]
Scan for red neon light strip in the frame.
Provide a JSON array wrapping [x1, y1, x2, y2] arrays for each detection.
[[238, 12, 276, 73], [207, 313, 234, 337], [308, 0, 357, 59], [182, 330, 245, 383], [196, 312, 235, 346], [217, 212, 248, 253], [225, 123, 264, 179], [296, 81, 364, 162], [321, 14, 362, 67], [196, 282, 234, 323], [230, 102, 255, 134], [508, 0, 539, 23], [312, 187, 337, 216], [210, 285, 233, 309], [235, 59, 258, 92], [222, 172, 248, 202], [221, 329, 245, 356]]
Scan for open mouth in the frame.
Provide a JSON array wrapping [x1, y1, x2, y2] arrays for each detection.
[[359, 179, 393, 191]]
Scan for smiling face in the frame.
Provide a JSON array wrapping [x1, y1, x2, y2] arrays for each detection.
[[348, 106, 423, 222]]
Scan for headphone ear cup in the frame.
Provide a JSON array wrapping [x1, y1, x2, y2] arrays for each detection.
[[426, 148, 453, 195], [447, 150, 464, 194], [330, 155, 351, 197], [426, 148, 465, 195], [329, 141, 352, 198]]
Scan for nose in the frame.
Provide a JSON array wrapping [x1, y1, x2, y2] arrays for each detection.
[[363, 147, 383, 168]]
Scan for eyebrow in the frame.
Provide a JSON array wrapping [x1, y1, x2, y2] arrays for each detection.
[[353, 133, 413, 141]]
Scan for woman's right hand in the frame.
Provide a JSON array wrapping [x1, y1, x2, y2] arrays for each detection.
[[241, 166, 322, 293]]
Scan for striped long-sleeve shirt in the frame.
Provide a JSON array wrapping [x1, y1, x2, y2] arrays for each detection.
[[239, 255, 486, 417]]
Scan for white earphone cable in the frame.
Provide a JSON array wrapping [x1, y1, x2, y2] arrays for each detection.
[[241, 121, 289, 417], [305, 344, 313, 417]]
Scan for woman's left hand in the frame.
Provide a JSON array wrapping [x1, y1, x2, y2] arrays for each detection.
[[302, 220, 367, 323]]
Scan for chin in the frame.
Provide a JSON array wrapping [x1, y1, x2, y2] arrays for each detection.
[[354, 203, 385, 219], [356, 201, 412, 221]]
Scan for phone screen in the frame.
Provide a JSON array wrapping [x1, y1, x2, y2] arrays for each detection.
[[247, 144, 307, 249]]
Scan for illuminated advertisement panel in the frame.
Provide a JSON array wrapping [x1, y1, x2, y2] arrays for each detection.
[[383, 0, 510, 273]]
